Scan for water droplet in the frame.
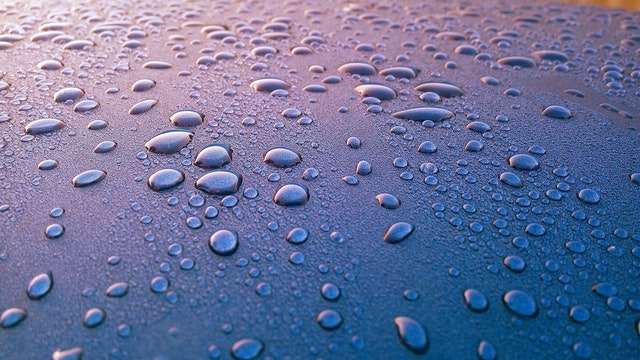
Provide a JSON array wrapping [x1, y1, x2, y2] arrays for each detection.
[[73, 100, 99, 113], [52, 348, 84, 360], [466, 121, 491, 133], [375, 193, 400, 209], [508, 154, 539, 171], [273, 184, 309, 207], [384, 222, 415, 243], [196, 171, 242, 195], [379, 66, 417, 79], [477, 340, 497, 360], [145, 130, 193, 154], [499, 172, 523, 188], [263, 148, 301, 168], [503, 290, 537, 317], [569, 305, 590, 323], [463, 289, 489, 312], [354, 84, 396, 100], [338, 62, 376, 76], [250, 78, 289, 92], [27, 272, 53, 300], [415, 82, 463, 97], [321, 283, 341, 301], [497, 56, 536, 68], [418, 141, 437, 154], [148, 169, 185, 191], [231, 338, 263, 360], [72, 169, 106, 187], [0, 308, 27, 328], [45, 224, 65, 239], [131, 79, 156, 92], [129, 99, 158, 115], [209, 229, 239, 256], [542, 105, 572, 119], [194, 145, 232, 169], [106, 282, 129, 298], [150, 276, 169, 293], [577, 189, 600, 204], [392, 107, 454, 122], [94, 140, 117, 153], [143, 61, 172, 69], [316, 309, 343, 330], [38, 159, 59, 170], [286, 227, 308, 245], [525, 223, 546, 237], [355, 160, 372, 175], [37, 59, 63, 70], [531, 50, 568, 62], [503, 255, 526, 273], [465, 140, 484, 152], [53, 87, 84, 102], [394, 316, 428, 354], [25, 118, 65, 135], [170, 110, 204, 127], [83, 307, 106, 328], [87, 120, 107, 130]]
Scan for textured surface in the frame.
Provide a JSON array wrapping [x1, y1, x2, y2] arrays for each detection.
[[0, 0, 640, 359]]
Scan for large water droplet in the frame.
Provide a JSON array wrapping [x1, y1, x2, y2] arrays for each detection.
[[263, 147, 301, 168], [394, 316, 428, 354], [273, 184, 309, 207], [503, 290, 537, 317], [499, 172, 523, 188], [375, 193, 400, 209], [497, 56, 536, 68], [577, 188, 600, 204], [194, 145, 232, 169], [72, 170, 106, 187], [463, 289, 489, 312], [250, 78, 289, 92], [145, 130, 193, 154], [316, 309, 343, 331], [209, 229, 239, 256], [384, 222, 415, 243], [415, 82, 463, 97], [354, 84, 396, 100], [338, 62, 376, 75], [25, 118, 64, 135], [131, 79, 156, 92], [392, 107, 454, 122], [170, 110, 204, 127], [83, 308, 106, 328], [542, 105, 572, 119], [230, 338, 263, 360], [0, 308, 27, 328], [286, 227, 309, 244], [53, 87, 84, 102], [27, 272, 53, 300], [196, 171, 242, 195], [147, 169, 185, 191], [379, 66, 417, 79], [106, 282, 129, 298], [129, 99, 158, 115], [508, 154, 539, 171]]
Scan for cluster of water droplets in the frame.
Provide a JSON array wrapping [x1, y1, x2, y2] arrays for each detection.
[[0, 0, 639, 359]]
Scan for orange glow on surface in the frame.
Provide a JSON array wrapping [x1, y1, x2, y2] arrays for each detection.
[[567, 0, 640, 10]]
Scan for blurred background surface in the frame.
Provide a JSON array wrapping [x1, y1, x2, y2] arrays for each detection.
[[569, 0, 640, 10]]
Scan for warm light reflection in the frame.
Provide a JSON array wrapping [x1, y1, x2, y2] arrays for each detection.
[[567, 0, 640, 10]]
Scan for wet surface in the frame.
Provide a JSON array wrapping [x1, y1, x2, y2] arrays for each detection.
[[0, 0, 640, 359]]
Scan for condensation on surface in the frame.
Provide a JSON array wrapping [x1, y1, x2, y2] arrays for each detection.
[[0, 0, 639, 359]]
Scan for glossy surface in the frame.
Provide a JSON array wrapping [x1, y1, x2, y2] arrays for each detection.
[[0, 0, 639, 359]]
